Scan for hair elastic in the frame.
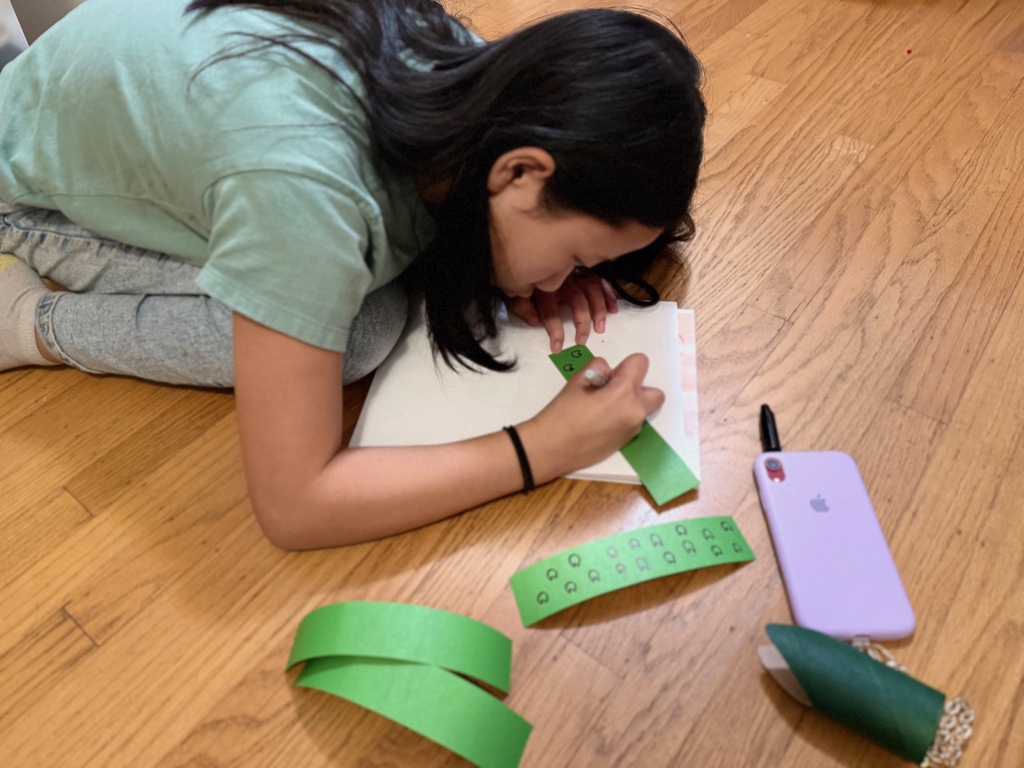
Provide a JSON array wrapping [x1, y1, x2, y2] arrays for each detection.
[[503, 426, 535, 494]]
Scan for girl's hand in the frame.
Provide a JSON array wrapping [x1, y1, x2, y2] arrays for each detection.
[[516, 353, 665, 481], [507, 271, 618, 353]]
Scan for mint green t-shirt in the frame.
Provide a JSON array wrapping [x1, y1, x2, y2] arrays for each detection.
[[0, 0, 436, 351]]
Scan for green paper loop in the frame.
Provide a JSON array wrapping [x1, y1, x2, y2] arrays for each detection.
[[510, 516, 754, 626], [766, 624, 945, 763], [288, 603, 530, 766], [549, 344, 699, 504], [296, 657, 532, 768], [286, 601, 511, 692]]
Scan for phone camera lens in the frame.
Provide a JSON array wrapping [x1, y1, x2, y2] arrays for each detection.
[[765, 457, 786, 482]]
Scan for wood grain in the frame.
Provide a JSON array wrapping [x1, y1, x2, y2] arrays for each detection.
[[3, 1, 1023, 765]]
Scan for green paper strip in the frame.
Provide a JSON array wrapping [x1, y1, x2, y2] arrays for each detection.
[[286, 601, 511, 693], [549, 344, 699, 505], [296, 656, 532, 768], [766, 624, 945, 763], [510, 516, 754, 626]]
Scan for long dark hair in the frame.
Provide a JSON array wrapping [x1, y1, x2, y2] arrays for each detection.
[[186, 0, 706, 370]]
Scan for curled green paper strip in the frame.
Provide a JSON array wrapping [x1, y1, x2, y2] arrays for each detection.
[[296, 656, 532, 768], [765, 624, 945, 764], [510, 516, 754, 626], [549, 344, 699, 505], [286, 601, 512, 693]]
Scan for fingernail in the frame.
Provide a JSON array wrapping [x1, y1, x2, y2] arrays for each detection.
[[595, 319, 605, 333]]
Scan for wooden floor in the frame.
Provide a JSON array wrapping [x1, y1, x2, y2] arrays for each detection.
[[3, 0, 1023, 765]]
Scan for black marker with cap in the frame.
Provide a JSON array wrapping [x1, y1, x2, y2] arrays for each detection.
[[760, 404, 782, 452]]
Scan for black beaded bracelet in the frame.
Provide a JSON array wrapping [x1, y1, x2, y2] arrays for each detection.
[[503, 425, 535, 494]]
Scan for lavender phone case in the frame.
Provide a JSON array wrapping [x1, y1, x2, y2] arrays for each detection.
[[753, 450, 915, 641]]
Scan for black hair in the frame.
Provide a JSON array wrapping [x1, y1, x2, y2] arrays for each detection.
[[186, 0, 706, 370]]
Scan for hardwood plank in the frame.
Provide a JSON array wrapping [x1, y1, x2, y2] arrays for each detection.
[[0, 504, 301, 766], [0, 488, 92, 588], [0, 365, 79, 430], [1, 375, 219, 514], [888, 151, 1024, 423], [0, 414, 245, 658], [0, 611, 96, 731], [64, 386, 234, 512]]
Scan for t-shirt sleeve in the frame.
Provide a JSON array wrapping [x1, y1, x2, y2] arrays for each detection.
[[196, 169, 375, 352]]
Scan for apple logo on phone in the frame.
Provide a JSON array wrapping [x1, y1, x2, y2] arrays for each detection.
[[810, 495, 830, 513]]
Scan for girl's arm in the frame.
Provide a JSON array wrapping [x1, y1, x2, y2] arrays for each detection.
[[233, 312, 663, 550]]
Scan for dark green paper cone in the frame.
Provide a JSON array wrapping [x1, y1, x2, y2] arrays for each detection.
[[766, 624, 948, 764]]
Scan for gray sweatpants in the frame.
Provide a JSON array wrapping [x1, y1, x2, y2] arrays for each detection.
[[0, 205, 408, 387]]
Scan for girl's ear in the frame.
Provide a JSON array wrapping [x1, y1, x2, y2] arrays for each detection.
[[486, 147, 556, 194]]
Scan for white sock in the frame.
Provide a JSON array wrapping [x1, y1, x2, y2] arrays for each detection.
[[0, 254, 57, 370]]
